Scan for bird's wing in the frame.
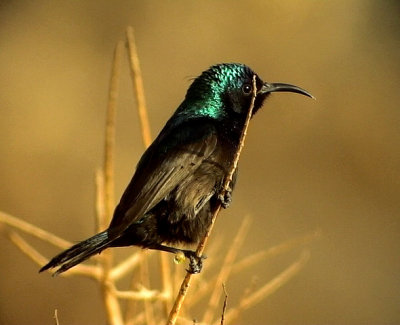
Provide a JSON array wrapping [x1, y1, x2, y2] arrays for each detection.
[[108, 120, 218, 238]]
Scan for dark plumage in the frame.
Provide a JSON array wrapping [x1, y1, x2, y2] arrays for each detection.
[[40, 63, 312, 275]]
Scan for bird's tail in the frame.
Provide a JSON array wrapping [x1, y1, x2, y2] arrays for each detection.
[[39, 230, 111, 276]]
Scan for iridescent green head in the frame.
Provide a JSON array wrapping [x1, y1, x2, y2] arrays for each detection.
[[176, 63, 313, 121]]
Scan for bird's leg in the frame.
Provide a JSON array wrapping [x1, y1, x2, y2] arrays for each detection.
[[147, 244, 206, 274], [187, 253, 207, 274], [218, 185, 232, 209]]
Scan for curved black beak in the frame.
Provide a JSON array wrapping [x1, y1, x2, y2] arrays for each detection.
[[260, 82, 315, 99]]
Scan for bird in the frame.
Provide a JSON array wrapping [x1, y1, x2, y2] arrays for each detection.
[[40, 63, 313, 276]]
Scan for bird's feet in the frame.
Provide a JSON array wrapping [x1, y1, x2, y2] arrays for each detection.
[[184, 251, 207, 274], [218, 187, 232, 209], [148, 244, 207, 274]]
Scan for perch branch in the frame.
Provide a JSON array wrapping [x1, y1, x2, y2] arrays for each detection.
[[202, 215, 252, 324], [184, 228, 236, 307], [166, 75, 258, 325], [188, 229, 319, 307]]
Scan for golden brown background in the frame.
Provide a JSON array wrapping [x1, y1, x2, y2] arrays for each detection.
[[1, 1, 399, 324]]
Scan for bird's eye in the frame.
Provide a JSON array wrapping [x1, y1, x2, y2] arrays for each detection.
[[242, 83, 252, 95]]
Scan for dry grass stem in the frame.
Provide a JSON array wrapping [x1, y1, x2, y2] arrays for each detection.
[[103, 283, 124, 325], [166, 75, 258, 325], [128, 310, 146, 325], [115, 288, 169, 301], [110, 251, 142, 281], [140, 251, 156, 325], [103, 40, 123, 226], [232, 229, 320, 275], [244, 250, 310, 306], [124, 270, 140, 324], [7, 230, 51, 268], [160, 252, 173, 316], [126, 26, 152, 147], [185, 238, 225, 307], [202, 215, 252, 324], [95, 169, 106, 232], [54, 309, 60, 325], [98, 40, 125, 325], [0, 211, 72, 249], [219, 250, 310, 325], [7, 230, 101, 279], [220, 283, 228, 325]]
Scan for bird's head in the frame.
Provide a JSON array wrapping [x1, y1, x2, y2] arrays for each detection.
[[179, 63, 313, 121]]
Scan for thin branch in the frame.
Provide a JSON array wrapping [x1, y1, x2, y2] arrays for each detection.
[[232, 229, 320, 275], [203, 215, 252, 324], [220, 284, 228, 325], [124, 268, 140, 324], [140, 251, 155, 325], [188, 230, 319, 308], [99, 40, 124, 325], [7, 231, 101, 279], [129, 312, 146, 325], [219, 250, 310, 325], [184, 237, 225, 307], [54, 309, 60, 325], [166, 75, 258, 325], [115, 288, 169, 301], [103, 40, 123, 226], [126, 26, 152, 147], [0, 211, 72, 249], [160, 252, 173, 316], [172, 257, 184, 299], [95, 169, 106, 232], [110, 250, 142, 281], [7, 230, 49, 266]]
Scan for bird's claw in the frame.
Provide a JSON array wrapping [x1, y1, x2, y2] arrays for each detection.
[[218, 188, 232, 209], [186, 253, 207, 274]]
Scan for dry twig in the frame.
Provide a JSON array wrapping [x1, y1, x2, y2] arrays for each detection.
[[202, 215, 252, 324], [126, 26, 152, 147], [99, 39, 124, 325], [187, 229, 319, 308], [220, 284, 228, 325], [0, 211, 72, 249], [232, 229, 320, 275], [218, 250, 310, 325], [54, 309, 60, 325], [110, 250, 143, 281]]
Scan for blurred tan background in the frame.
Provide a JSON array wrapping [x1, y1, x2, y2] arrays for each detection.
[[1, 1, 399, 324]]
